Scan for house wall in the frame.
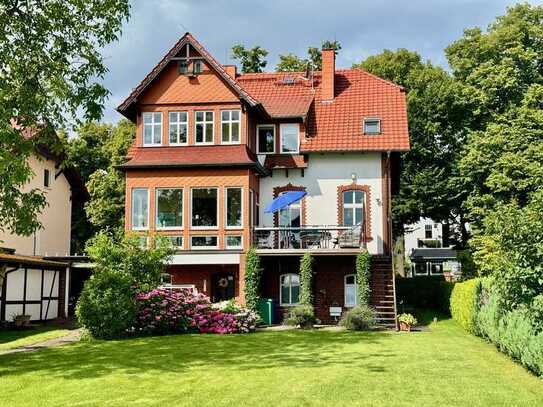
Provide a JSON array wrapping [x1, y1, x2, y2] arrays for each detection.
[[0, 154, 72, 257], [404, 217, 443, 254], [258, 152, 385, 254]]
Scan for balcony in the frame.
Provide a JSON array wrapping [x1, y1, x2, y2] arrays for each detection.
[[252, 224, 366, 255]]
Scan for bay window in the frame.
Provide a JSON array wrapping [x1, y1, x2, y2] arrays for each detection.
[[131, 188, 149, 230], [169, 112, 188, 145], [195, 111, 214, 144], [280, 274, 300, 306], [143, 112, 162, 146], [221, 110, 240, 143], [225, 187, 242, 228], [191, 188, 218, 228], [156, 188, 183, 229], [280, 123, 299, 153]]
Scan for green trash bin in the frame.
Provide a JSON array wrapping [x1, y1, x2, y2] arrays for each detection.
[[257, 298, 274, 325]]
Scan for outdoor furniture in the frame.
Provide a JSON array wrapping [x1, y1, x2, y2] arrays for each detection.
[[300, 230, 321, 248], [333, 227, 362, 248]]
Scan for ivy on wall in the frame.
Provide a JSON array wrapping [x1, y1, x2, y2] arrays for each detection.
[[244, 247, 262, 311], [299, 252, 314, 306], [356, 251, 371, 306]]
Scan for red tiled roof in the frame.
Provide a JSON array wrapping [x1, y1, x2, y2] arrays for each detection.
[[118, 145, 266, 173], [263, 154, 308, 169]]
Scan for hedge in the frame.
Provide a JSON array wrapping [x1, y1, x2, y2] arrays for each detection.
[[395, 276, 453, 315], [450, 278, 481, 334]]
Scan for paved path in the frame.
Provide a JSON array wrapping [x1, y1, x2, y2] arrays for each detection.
[[0, 329, 81, 355]]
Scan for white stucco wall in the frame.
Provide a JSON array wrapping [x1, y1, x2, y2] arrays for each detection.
[[0, 154, 72, 256], [258, 153, 385, 254], [404, 217, 443, 254]]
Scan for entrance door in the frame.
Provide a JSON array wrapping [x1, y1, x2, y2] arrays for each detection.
[[212, 273, 235, 302]]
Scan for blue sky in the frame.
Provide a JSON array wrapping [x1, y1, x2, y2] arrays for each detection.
[[101, 0, 541, 123]]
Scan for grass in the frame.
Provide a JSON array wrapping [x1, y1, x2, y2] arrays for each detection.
[[0, 316, 541, 406], [0, 326, 70, 352]]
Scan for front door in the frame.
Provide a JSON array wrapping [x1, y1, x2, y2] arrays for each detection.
[[212, 273, 235, 302]]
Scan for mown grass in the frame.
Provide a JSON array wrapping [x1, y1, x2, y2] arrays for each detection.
[[0, 326, 69, 352], [0, 315, 541, 406]]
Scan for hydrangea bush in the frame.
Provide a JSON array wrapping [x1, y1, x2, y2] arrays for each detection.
[[135, 288, 258, 335]]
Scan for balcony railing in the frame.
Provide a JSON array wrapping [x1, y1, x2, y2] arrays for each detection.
[[252, 224, 366, 251]]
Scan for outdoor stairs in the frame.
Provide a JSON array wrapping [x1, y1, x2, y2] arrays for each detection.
[[370, 255, 397, 329]]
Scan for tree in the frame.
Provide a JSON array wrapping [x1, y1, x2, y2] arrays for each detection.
[[231, 44, 268, 73], [0, 0, 130, 237], [276, 41, 341, 72]]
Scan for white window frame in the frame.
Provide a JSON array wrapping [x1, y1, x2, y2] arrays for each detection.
[[142, 112, 163, 146], [342, 190, 365, 226], [279, 273, 300, 306], [155, 188, 183, 231], [280, 123, 299, 154], [429, 262, 444, 275], [168, 111, 188, 146], [190, 235, 218, 250], [165, 235, 184, 250], [225, 235, 243, 250], [131, 188, 149, 230], [363, 117, 381, 135], [220, 110, 241, 144], [256, 124, 276, 154], [413, 262, 429, 276], [225, 187, 243, 229], [190, 187, 219, 229], [194, 111, 214, 145], [344, 274, 358, 308]]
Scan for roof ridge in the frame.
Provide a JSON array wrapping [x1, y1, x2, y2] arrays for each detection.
[[350, 67, 405, 91]]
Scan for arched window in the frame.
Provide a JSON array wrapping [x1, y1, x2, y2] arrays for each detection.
[[342, 190, 365, 226], [344, 274, 357, 307], [280, 274, 300, 306]]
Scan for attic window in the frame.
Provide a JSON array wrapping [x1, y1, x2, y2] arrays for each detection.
[[363, 118, 381, 135], [178, 60, 189, 74], [193, 60, 203, 74]]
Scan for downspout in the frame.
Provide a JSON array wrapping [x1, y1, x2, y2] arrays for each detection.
[[387, 151, 399, 330]]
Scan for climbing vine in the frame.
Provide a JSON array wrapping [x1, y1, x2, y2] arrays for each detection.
[[244, 247, 262, 311], [299, 252, 314, 306], [356, 251, 371, 306]]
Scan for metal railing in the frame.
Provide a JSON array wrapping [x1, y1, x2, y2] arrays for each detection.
[[252, 224, 366, 250]]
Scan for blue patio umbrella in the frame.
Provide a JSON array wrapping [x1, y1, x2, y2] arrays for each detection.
[[264, 190, 307, 214]]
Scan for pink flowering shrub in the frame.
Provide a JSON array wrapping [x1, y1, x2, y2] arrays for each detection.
[[135, 288, 258, 335]]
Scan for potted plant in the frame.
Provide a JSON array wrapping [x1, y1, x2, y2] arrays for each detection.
[[13, 314, 31, 328], [398, 313, 417, 332]]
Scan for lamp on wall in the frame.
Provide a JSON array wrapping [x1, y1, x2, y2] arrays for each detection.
[[351, 172, 357, 182]]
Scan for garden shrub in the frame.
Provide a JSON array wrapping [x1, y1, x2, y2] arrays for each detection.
[[395, 276, 454, 314], [299, 252, 314, 306], [193, 305, 259, 334], [283, 305, 320, 329], [244, 247, 261, 311], [450, 278, 481, 333], [339, 305, 375, 331], [76, 270, 136, 339], [356, 251, 371, 306]]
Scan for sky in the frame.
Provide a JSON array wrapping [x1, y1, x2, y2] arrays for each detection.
[[100, 0, 542, 123]]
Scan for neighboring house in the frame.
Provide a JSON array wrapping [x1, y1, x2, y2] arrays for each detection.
[[0, 132, 87, 323], [117, 33, 409, 325], [404, 217, 443, 253]]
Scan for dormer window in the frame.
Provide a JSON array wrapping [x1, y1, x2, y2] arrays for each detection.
[[280, 123, 299, 154], [363, 118, 381, 135], [193, 60, 203, 74], [178, 60, 189, 75]]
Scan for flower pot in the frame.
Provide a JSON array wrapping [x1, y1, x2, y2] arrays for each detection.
[[399, 321, 411, 332]]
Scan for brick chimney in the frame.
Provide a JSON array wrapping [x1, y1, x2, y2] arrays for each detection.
[[321, 48, 335, 101], [224, 64, 237, 78]]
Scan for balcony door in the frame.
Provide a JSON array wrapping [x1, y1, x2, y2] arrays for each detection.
[[278, 196, 301, 248]]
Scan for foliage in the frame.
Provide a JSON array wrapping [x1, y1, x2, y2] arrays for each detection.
[[217, 299, 242, 314], [85, 231, 173, 293], [339, 305, 376, 331], [397, 313, 418, 326], [75, 269, 136, 339], [276, 40, 341, 72], [231, 44, 268, 73], [243, 247, 261, 311], [355, 251, 371, 306], [456, 249, 477, 279], [450, 279, 481, 334], [283, 305, 319, 329], [0, 0, 129, 236], [396, 276, 454, 315], [299, 252, 314, 306], [192, 304, 259, 334]]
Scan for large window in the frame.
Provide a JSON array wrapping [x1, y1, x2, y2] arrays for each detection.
[[225, 187, 242, 228], [131, 188, 149, 230], [156, 188, 183, 229], [195, 111, 214, 144], [221, 110, 240, 143], [226, 235, 242, 249], [143, 112, 162, 146], [169, 112, 188, 145], [280, 123, 299, 153], [191, 236, 218, 249], [280, 274, 300, 306], [257, 125, 275, 154], [342, 190, 364, 226], [191, 188, 218, 228], [344, 274, 357, 307]]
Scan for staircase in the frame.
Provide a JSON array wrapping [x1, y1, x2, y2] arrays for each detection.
[[370, 255, 397, 329]]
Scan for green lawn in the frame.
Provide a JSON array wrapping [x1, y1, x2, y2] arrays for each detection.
[[0, 316, 541, 406], [0, 326, 70, 352]]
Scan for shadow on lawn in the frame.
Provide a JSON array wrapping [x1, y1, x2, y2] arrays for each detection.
[[0, 330, 395, 380]]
